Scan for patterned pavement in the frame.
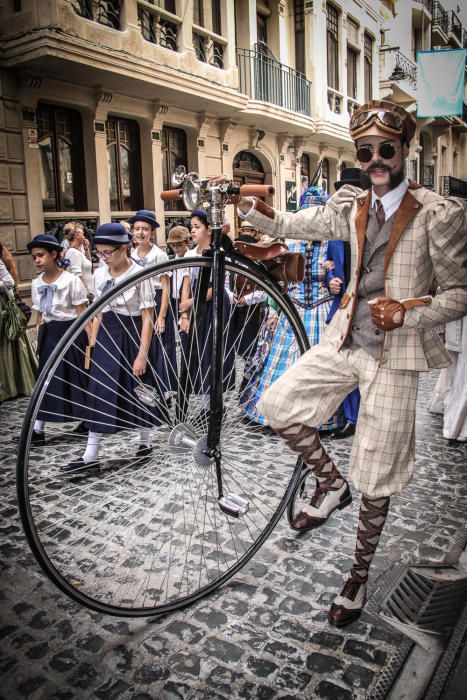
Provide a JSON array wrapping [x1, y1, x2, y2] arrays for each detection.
[[1, 371, 467, 699]]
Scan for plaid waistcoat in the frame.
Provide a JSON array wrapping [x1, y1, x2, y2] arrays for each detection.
[[348, 207, 395, 358]]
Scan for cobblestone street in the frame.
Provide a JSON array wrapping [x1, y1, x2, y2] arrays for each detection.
[[1, 371, 466, 700]]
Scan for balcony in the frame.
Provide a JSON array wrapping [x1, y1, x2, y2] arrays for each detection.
[[432, 1, 449, 45], [412, 0, 432, 30], [446, 10, 463, 47], [236, 46, 311, 117], [440, 176, 467, 198], [380, 47, 417, 102]]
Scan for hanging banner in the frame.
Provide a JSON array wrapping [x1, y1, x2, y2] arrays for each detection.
[[417, 49, 467, 117]]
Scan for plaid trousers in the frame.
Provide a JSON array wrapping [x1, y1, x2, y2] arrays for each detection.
[[258, 341, 419, 497]]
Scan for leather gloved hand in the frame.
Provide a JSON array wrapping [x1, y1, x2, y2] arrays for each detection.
[[368, 296, 406, 331]]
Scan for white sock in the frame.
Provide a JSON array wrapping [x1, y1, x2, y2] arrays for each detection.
[[139, 428, 151, 447], [83, 432, 102, 463], [34, 420, 45, 434]]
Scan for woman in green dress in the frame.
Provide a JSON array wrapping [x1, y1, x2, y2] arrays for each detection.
[[0, 245, 37, 403]]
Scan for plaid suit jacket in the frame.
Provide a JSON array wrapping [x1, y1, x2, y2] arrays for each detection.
[[241, 182, 467, 370]]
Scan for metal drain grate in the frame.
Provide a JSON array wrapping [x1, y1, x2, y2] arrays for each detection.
[[365, 564, 467, 699], [379, 568, 467, 636]]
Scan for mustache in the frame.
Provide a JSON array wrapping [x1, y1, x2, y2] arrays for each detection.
[[367, 161, 391, 172]]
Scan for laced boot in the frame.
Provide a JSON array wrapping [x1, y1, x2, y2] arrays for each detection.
[[329, 495, 390, 627], [275, 424, 351, 530]]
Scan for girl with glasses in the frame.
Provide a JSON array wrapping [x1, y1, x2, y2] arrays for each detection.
[[62, 223, 164, 476]]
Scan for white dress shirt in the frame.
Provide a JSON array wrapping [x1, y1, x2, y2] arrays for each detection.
[[130, 244, 170, 292], [94, 261, 154, 315], [65, 247, 93, 294], [31, 270, 87, 322], [371, 178, 409, 220]]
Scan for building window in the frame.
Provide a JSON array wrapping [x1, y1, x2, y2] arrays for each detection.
[[321, 158, 329, 192], [37, 104, 87, 213], [257, 0, 270, 46], [300, 153, 310, 193], [162, 126, 188, 211], [212, 0, 221, 35], [364, 32, 373, 102], [326, 3, 339, 90], [347, 47, 358, 99], [106, 117, 143, 212], [295, 0, 305, 74], [193, 0, 203, 26]]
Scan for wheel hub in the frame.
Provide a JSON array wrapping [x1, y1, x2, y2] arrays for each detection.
[[168, 423, 215, 467]]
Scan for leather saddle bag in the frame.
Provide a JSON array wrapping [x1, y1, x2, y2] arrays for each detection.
[[233, 240, 305, 294]]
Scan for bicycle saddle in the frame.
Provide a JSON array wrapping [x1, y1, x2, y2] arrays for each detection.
[[233, 239, 288, 261]]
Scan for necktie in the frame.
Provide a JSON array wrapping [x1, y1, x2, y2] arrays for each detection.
[[136, 256, 147, 267], [375, 199, 385, 229], [98, 278, 117, 307], [37, 284, 57, 317]]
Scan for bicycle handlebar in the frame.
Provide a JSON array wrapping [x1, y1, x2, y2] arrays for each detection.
[[160, 184, 275, 202], [238, 184, 275, 197], [160, 188, 183, 202]]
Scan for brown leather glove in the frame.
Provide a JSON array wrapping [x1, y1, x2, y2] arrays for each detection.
[[369, 296, 406, 331]]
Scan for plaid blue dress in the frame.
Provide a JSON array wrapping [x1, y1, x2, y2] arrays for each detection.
[[241, 239, 344, 431]]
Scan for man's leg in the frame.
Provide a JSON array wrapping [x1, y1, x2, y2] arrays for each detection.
[[328, 494, 390, 626], [258, 341, 358, 529], [328, 348, 419, 626]]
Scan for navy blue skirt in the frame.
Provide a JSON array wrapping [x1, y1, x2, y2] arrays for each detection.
[[37, 320, 89, 423], [232, 302, 265, 360], [183, 291, 236, 395], [153, 289, 177, 394], [84, 312, 164, 434]]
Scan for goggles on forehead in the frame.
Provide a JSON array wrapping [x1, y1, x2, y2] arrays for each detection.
[[350, 109, 403, 137]]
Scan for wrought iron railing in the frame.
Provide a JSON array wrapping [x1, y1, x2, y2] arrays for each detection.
[[236, 47, 311, 116], [192, 30, 225, 68], [447, 10, 462, 43], [440, 176, 467, 198], [432, 1, 449, 35], [71, 0, 121, 30], [137, 2, 179, 51], [380, 47, 417, 88]]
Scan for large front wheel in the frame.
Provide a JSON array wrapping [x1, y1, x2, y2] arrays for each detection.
[[17, 256, 308, 616]]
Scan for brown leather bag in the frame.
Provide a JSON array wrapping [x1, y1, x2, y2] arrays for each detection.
[[233, 240, 305, 294]]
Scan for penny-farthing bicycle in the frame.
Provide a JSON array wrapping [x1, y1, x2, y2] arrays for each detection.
[[16, 170, 328, 617]]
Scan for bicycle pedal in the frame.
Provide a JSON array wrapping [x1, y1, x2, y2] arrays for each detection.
[[219, 493, 249, 518]]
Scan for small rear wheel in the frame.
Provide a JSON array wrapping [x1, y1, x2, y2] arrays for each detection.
[[286, 465, 316, 528]]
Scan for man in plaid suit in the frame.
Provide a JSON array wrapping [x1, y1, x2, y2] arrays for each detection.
[[233, 100, 467, 626]]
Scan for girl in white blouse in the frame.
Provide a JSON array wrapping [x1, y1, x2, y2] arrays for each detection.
[[28, 234, 89, 444], [63, 221, 93, 296], [62, 223, 164, 477], [179, 210, 235, 421], [129, 209, 177, 413]]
